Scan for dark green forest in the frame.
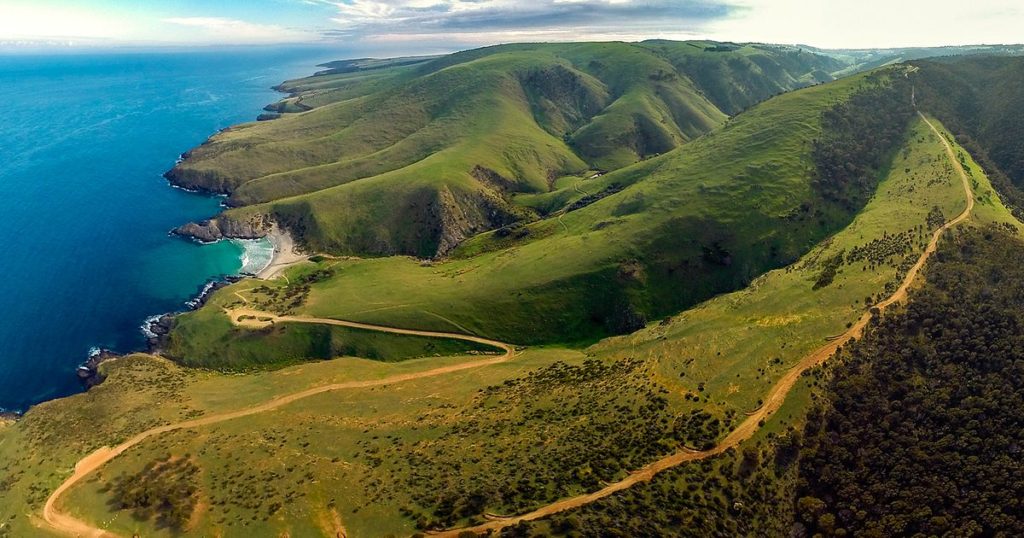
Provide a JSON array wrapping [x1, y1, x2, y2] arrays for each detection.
[[913, 57, 1024, 216], [515, 227, 1024, 538], [811, 75, 913, 211], [794, 226, 1024, 537]]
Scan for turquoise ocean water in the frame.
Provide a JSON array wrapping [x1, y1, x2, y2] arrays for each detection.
[[0, 48, 336, 411]]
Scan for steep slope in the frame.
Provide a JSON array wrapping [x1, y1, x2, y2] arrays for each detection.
[[166, 41, 841, 257], [912, 56, 1024, 211], [167, 67, 914, 366]]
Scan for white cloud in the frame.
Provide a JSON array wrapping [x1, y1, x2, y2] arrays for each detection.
[[162, 17, 319, 44], [316, 0, 1024, 49], [0, 3, 132, 40], [712, 0, 1024, 48], [322, 0, 730, 43], [4, 0, 1024, 50]]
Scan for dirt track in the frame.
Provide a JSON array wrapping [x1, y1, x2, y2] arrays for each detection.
[[41, 113, 972, 538], [40, 315, 513, 537], [430, 112, 975, 536]]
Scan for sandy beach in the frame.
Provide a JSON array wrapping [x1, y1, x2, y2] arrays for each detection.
[[256, 225, 308, 280]]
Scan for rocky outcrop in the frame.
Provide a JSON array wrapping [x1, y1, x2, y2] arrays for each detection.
[[144, 276, 243, 354], [77, 349, 121, 389], [171, 215, 270, 243], [144, 314, 176, 350], [433, 186, 520, 257]]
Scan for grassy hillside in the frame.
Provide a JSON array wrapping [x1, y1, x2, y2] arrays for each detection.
[[3, 113, 1014, 538], [167, 67, 913, 367], [167, 41, 841, 257]]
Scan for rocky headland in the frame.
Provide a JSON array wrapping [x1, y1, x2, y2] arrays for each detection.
[[171, 215, 270, 243]]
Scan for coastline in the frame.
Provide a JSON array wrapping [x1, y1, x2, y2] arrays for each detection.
[[73, 68, 311, 398], [135, 225, 303, 354], [256, 225, 307, 280]]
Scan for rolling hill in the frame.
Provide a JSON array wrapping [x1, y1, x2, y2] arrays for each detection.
[[4, 102, 1021, 537], [166, 66, 912, 366], [166, 41, 842, 257]]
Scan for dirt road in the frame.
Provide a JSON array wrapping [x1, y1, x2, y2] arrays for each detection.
[[41, 316, 513, 537], [431, 112, 975, 536]]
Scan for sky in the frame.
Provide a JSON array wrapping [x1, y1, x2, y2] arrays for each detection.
[[1, 0, 1023, 54]]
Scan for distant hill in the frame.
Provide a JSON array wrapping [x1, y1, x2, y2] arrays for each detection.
[[809, 43, 1024, 77], [166, 41, 843, 257]]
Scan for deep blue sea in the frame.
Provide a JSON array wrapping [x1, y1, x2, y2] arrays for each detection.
[[0, 48, 339, 411]]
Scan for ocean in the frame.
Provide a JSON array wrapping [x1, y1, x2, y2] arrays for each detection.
[[0, 47, 337, 411]]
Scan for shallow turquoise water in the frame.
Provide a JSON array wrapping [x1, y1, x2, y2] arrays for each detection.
[[0, 48, 336, 411]]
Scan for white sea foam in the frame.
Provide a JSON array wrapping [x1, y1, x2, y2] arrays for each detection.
[[140, 315, 163, 339], [186, 281, 219, 309], [231, 237, 275, 276]]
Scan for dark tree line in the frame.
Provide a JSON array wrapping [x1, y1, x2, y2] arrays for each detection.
[[912, 56, 1024, 219], [811, 76, 914, 211], [794, 227, 1024, 537]]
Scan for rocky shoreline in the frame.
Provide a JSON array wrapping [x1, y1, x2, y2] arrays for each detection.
[[76, 275, 243, 390], [76, 349, 121, 389]]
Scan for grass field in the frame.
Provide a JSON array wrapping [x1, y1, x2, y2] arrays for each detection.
[[3, 112, 1015, 537]]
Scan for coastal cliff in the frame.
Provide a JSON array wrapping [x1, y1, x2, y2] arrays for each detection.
[[171, 214, 271, 243]]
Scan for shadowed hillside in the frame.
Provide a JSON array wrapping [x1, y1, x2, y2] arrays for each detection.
[[912, 56, 1024, 216]]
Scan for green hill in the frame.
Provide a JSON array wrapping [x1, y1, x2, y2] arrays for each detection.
[[166, 41, 841, 257], [11, 48, 1024, 538], [167, 66, 914, 367]]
